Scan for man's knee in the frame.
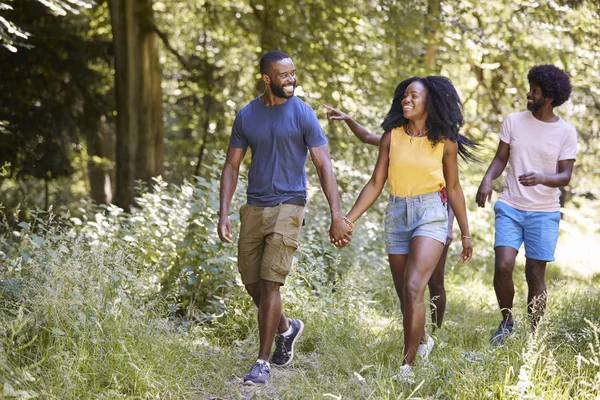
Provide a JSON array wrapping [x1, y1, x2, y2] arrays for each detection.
[[525, 259, 547, 286], [245, 282, 262, 303], [260, 279, 282, 293], [495, 257, 516, 277]]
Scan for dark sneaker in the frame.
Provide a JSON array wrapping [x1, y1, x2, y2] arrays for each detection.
[[490, 321, 514, 345], [271, 318, 304, 366], [243, 361, 270, 385]]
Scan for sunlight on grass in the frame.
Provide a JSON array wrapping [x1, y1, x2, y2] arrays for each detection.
[[2, 176, 600, 399]]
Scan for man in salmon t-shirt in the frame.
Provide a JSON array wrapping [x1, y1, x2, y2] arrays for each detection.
[[476, 65, 577, 345]]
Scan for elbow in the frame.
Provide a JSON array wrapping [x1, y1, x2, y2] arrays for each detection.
[[557, 173, 573, 187], [446, 182, 462, 194], [369, 179, 385, 194]]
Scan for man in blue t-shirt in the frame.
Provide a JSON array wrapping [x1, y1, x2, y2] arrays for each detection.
[[217, 50, 352, 385]]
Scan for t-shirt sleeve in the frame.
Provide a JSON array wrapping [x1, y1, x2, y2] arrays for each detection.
[[558, 126, 578, 161], [498, 115, 511, 144], [229, 112, 248, 149], [302, 106, 328, 149]]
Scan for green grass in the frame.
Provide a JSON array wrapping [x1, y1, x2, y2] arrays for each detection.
[[2, 185, 600, 399], [194, 265, 600, 400]]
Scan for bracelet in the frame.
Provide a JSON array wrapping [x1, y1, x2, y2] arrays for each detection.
[[342, 216, 354, 231], [462, 235, 471, 239]]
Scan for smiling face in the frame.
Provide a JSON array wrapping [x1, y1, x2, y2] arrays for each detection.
[[526, 83, 547, 112], [263, 58, 297, 99], [401, 81, 428, 121]]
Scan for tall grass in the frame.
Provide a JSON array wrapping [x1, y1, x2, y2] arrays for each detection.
[[1, 155, 599, 399]]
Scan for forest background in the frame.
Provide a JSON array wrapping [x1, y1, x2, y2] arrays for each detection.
[[1, 0, 600, 399]]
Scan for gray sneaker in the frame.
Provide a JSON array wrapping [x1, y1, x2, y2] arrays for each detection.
[[243, 361, 270, 385], [271, 318, 304, 366]]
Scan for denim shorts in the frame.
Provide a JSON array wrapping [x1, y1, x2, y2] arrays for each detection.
[[384, 191, 448, 254], [494, 201, 560, 262]]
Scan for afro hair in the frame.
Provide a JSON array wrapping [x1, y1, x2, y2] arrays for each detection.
[[527, 65, 572, 107]]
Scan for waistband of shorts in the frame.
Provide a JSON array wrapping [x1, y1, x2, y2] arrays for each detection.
[[280, 197, 306, 206], [249, 197, 307, 207], [388, 190, 440, 204]]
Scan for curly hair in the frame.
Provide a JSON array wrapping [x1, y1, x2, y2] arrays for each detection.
[[527, 65, 572, 107], [381, 76, 478, 162]]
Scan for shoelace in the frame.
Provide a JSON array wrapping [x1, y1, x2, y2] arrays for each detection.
[[250, 361, 267, 375], [274, 334, 288, 356]]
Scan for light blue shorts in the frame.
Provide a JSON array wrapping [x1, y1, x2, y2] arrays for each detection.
[[384, 191, 448, 255], [493, 201, 561, 262]]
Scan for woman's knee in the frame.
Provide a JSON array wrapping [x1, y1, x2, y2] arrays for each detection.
[[403, 279, 426, 303]]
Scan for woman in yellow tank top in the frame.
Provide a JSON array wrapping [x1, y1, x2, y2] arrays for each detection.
[[340, 76, 474, 380], [324, 103, 480, 337]]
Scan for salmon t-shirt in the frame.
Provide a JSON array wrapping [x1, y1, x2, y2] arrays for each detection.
[[497, 111, 577, 212]]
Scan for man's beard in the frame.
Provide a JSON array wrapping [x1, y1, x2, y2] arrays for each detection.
[[527, 100, 543, 112], [270, 81, 296, 99]]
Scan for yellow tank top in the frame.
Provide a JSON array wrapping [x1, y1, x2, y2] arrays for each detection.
[[388, 126, 445, 197]]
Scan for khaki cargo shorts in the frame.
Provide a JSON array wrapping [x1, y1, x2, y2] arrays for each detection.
[[237, 203, 305, 285]]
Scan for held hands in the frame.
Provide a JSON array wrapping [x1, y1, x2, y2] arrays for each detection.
[[324, 105, 349, 121], [460, 236, 473, 263], [326, 216, 353, 248], [217, 215, 233, 243], [518, 172, 544, 186], [476, 180, 493, 208]]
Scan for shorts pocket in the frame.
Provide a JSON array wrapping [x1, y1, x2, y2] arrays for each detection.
[[422, 201, 447, 224], [271, 235, 299, 276], [275, 205, 305, 237]]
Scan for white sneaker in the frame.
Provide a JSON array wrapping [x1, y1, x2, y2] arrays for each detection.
[[392, 364, 414, 382], [416, 335, 434, 360]]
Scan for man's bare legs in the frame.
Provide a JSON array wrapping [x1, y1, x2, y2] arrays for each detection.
[[245, 280, 289, 361], [493, 246, 519, 324], [525, 257, 547, 329]]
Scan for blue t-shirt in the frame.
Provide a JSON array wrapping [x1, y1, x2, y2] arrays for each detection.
[[229, 96, 327, 207]]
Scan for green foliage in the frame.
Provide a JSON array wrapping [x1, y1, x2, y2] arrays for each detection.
[[70, 153, 242, 320], [0, 0, 113, 214], [1, 157, 600, 398], [2, 1, 600, 397], [2, 0, 600, 215], [0, 212, 212, 398]]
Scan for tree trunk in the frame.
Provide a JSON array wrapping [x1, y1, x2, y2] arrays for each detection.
[[86, 135, 113, 205], [136, 0, 164, 182], [84, 93, 114, 205], [44, 178, 49, 211], [109, 0, 163, 210], [424, 0, 441, 71]]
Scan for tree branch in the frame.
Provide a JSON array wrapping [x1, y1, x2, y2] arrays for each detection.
[[150, 22, 193, 72]]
